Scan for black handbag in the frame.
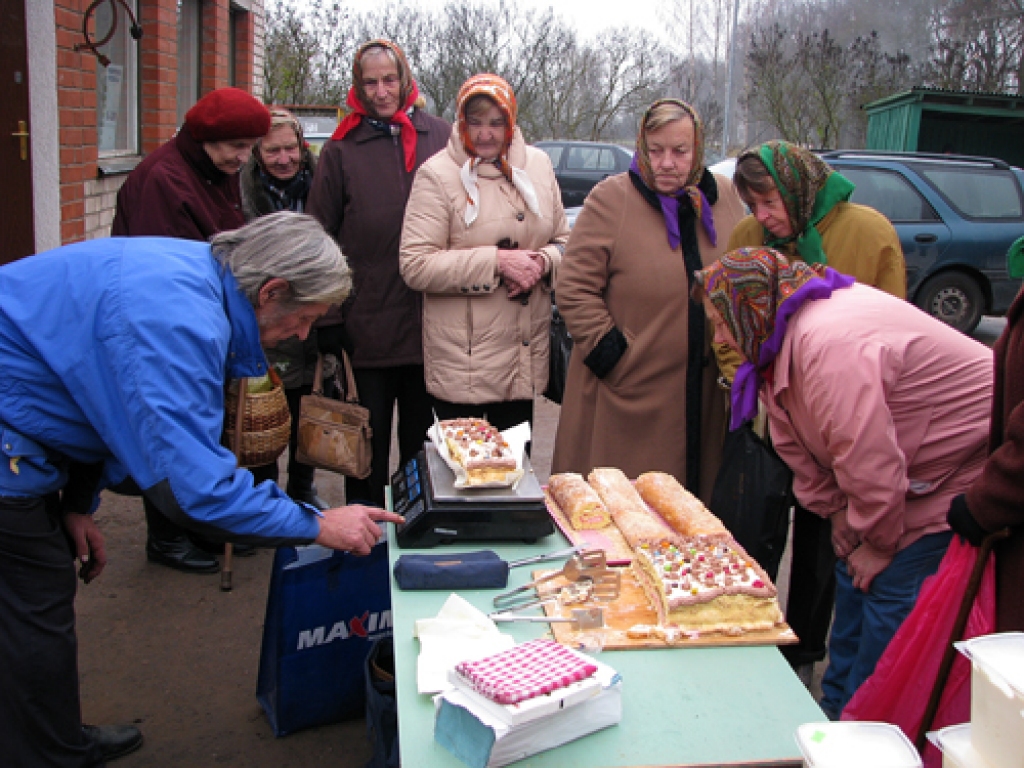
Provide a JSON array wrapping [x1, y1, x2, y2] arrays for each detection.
[[543, 295, 572, 404], [710, 422, 793, 581]]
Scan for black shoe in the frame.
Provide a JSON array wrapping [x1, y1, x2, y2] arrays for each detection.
[[187, 535, 258, 557], [287, 483, 330, 511], [146, 535, 220, 574], [83, 723, 143, 762]]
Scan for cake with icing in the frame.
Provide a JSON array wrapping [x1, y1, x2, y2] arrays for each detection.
[[633, 538, 783, 634]]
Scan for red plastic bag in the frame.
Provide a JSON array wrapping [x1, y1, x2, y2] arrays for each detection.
[[842, 536, 996, 768]]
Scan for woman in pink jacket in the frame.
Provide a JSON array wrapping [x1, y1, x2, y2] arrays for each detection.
[[694, 247, 993, 719]]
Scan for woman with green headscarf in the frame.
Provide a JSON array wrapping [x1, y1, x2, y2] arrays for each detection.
[[693, 246, 991, 719], [724, 140, 906, 680], [728, 141, 905, 295]]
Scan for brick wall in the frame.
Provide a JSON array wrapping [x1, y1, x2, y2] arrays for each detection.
[[53, 0, 265, 244]]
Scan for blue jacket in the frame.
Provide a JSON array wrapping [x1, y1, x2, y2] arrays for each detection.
[[0, 237, 320, 544]]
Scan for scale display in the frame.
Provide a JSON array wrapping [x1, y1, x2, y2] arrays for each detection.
[[391, 443, 553, 548]]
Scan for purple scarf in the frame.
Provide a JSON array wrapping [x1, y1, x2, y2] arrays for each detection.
[[630, 155, 717, 249]]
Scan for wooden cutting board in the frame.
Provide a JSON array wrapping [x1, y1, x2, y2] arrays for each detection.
[[533, 567, 798, 651], [544, 490, 634, 565]]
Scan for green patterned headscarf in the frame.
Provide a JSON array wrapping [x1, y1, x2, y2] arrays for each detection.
[[739, 140, 855, 265], [1008, 236, 1024, 279]]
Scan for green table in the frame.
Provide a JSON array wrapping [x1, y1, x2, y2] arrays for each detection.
[[387, 526, 824, 767]]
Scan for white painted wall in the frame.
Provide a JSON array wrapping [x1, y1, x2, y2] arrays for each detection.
[[25, 0, 61, 253]]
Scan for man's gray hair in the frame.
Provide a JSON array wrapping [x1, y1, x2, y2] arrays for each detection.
[[211, 212, 352, 306]]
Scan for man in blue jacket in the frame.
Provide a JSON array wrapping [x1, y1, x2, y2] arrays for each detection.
[[0, 212, 404, 767]]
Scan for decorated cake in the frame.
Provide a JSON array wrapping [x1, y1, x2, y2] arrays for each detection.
[[439, 417, 518, 485], [547, 473, 611, 530], [633, 538, 783, 634]]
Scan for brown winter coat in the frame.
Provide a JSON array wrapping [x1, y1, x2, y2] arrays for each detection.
[[967, 286, 1024, 632], [399, 125, 569, 404], [551, 172, 746, 501], [306, 108, 449, 368], [111, 130, 245, 239]]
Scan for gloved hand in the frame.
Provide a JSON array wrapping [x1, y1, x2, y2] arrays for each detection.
[[947, 493, 987, 547]]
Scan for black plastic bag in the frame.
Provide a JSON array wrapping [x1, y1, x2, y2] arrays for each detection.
[[544, 297, 572, 404], [710, 423, 793, 581]]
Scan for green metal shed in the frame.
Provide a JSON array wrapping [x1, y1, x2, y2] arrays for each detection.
[[865, 88, 1024, 166]]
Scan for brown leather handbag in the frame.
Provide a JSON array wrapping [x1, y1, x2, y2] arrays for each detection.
[[295, 351, 373, 478]]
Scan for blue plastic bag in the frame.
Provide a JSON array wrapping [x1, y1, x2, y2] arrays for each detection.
[[257, 541, 392, 736]]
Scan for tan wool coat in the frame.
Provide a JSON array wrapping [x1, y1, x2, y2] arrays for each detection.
[[400, 125, 569, 404], [551, 172, 746, 501]]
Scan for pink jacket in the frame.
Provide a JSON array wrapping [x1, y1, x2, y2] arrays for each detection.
[[763, 284, 993, 555]]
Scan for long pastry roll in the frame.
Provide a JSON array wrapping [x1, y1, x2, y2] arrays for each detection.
[[634, 471, 731, 538], [587, 467, 679, 548], [547, 473, 610, 530]]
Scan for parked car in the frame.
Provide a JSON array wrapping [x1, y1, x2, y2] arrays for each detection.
[[295, 114, 338, 156], [535, 140, 633, 207], [817, 151, 1024, 333]]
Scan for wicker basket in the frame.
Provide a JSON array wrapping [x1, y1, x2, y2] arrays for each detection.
[[223, 368, 291, 467]]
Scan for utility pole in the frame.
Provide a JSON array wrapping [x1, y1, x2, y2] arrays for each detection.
[[722, 0, 741, 158]]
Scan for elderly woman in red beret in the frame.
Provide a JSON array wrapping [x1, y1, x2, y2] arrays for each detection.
[[112, 87, 271, 573], [112, 87, 270, 241]]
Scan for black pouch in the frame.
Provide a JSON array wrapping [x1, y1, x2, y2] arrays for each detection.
[[393, 551, 509, 590]]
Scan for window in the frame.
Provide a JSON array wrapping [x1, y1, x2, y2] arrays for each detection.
[[841, 167, 940, 223], [95, 0, 139, 156], [919, 167, 1024, 219], [540, 145, 564, 167], [177, 0, 202, 125]]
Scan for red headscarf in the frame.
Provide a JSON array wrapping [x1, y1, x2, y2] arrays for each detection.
[[331, 40, 420, 171]]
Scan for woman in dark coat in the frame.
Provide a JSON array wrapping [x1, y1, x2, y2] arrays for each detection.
[[111, 87, 270, 573], [240, 109, 326, 510], [948, 277, 1024, 632], [307, 40, 449, 507]]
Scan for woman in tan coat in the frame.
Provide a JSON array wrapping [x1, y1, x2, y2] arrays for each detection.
[[400, 74, 569, 432], [551, 99, 745, 499]]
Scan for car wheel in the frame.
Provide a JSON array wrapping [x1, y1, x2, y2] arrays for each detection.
[[916, 272, 985, 334]]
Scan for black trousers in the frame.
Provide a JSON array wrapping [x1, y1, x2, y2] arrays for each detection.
[[344, 366, 435, 508], [781, 503, 837, 667], [0, 495, 102, 767]]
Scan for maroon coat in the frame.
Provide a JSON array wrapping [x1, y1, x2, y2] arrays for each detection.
[[306, 108, 449, 369], [967, 286, 1024, 632], [111, 130, 245, 240]]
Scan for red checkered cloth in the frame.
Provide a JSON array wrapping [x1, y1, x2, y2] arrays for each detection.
[[453, 639, 598, 705]]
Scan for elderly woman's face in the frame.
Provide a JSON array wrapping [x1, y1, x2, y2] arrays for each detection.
[[204, 139, 259, 174], [702, 297, 743, 356], [744, 185, 793, 240], [259, 125, 302, 182], [361, 50, 401, 120], [646, 117, 695, 195], [466, 102, 507, 161]]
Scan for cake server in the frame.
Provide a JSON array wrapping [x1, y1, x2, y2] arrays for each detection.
[[489, 606, 606, 631], [506, 546, 583, 568], [492, 550, 608, 608]]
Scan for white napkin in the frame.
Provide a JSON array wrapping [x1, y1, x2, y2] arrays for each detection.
[[414, 593, 516, 694]]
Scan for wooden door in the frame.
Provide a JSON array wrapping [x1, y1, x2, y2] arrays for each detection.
[[0, 0, 35, 265]]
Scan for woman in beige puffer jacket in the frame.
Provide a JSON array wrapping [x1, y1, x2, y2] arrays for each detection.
[[399, 74, 569, 431]]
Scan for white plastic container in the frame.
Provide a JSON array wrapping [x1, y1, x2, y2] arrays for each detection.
[[927, 723, 995, 768], [955, 632, 1024, 768], [794, 722, 922, 768]]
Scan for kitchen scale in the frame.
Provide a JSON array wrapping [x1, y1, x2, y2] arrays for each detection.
[[391, 443, 554, 548]]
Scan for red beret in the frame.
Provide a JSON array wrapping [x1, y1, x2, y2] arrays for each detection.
[[184, 88, 271, 142]]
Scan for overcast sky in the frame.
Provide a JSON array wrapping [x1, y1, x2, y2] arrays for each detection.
[[503, 0, 670, 41]]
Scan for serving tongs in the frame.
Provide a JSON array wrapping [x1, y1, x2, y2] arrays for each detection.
[[495, 570, 622, 611], [492, 550, 609, 609], [490, 606, 606, 631]]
